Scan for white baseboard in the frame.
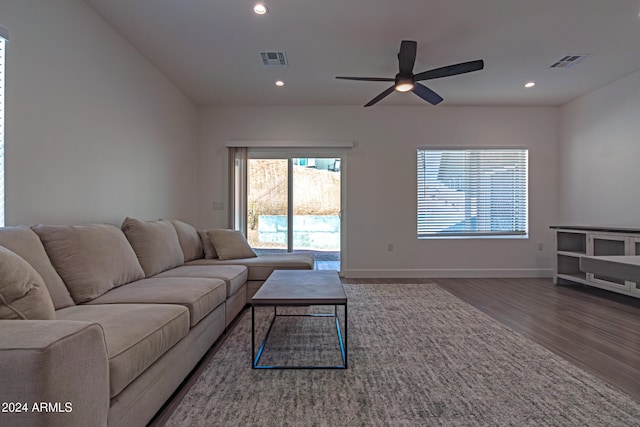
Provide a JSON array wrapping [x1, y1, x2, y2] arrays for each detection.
[[342, 268, 553, 279]]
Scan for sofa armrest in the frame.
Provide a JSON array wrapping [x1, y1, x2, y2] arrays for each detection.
[[0, 320, 110, 427]]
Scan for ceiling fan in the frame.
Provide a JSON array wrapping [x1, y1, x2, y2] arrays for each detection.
[[336, 40, 484, 107]]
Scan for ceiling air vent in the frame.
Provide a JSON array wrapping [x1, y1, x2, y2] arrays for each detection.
[[550, 54, 593, 68], [260, 51, 288, 67]]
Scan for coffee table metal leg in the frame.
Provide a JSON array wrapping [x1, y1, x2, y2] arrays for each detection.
[[251, 305, 255, 368], [334, 304, 348, 368], [253, 305, 278, 368], [344, 304, 348, 368]]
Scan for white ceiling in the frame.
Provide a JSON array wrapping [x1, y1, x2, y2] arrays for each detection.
[[84, 0, 640, 107]]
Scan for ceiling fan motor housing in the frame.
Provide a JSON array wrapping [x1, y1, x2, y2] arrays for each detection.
[[395, 74, 415, 92]]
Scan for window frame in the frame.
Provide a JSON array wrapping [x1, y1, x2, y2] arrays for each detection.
[[0, 27, 8, 227], [417, 147, 529, 240]]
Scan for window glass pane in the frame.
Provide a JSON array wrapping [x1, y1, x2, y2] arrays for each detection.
[[247, 159, 288, 251], [417, 148, 528, 237], [292, 158, 341, 252]]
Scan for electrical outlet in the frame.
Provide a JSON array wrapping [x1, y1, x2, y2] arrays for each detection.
[[387, 243, 394, 252]]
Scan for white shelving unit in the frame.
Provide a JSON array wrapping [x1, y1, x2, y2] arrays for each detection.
[[552, 226, 640, 297]]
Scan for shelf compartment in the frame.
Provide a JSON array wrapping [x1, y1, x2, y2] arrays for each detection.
[[556, 231, 586, 254], [557, 254, 586, 280]]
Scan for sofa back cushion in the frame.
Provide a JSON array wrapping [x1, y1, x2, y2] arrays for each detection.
[[169, 220, 203, 262], [32, 224, 145, 304], [121, 218, 184, 277], [198, 230, 218, 259], [0, 225, 74, 309], [0, 245, 56, 320]]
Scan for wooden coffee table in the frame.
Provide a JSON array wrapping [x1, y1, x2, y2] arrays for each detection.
[[251, 270, 347, 369]]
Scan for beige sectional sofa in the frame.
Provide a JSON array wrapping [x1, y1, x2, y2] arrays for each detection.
[[0, 218, 313, 427]]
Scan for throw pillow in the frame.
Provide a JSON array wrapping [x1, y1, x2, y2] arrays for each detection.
[[122, 217, 185, 277], [198, 230, 218, 259], [0, 245, 56, 320], [207, 229, 257, 261]]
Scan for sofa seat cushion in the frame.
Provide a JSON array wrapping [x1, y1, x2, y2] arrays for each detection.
[[154, 265, 247, 298], [56, 304, 189, 398], [85, 277, 226, 327], [186, 253, 315, 281]]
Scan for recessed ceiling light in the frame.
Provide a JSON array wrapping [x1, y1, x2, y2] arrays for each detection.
[[254, 3, 268, 14], [275, 80, 284, 87], [525, 82, 536, 88]]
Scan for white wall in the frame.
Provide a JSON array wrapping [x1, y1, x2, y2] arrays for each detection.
[[559, 69, 640, 227], [0, 0, 198, 226], [198, 106, 559, 278]]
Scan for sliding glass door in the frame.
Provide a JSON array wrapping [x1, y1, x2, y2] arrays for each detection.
[[241, 153, 342, 271]]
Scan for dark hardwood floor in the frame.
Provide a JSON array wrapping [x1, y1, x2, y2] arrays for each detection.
[[152, 277, 640, 425]]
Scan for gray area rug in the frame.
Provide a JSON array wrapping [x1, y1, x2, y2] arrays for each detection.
[[166, 283, 640, 426]]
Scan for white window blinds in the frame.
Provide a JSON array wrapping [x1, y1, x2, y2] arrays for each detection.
[[0, 34, 6, 227], [417, 148, 528, 237]]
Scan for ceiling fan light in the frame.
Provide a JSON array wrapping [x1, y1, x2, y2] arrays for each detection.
[[253, 3, 268, 14], [395, 79, 414, 92]]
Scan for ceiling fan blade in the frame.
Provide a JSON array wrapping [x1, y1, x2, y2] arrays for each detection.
[[364, 86, 396, 107], [335, 76, 395, 82], [414, 60, 484, 81], [398, 40, 417, 75], [412, 83, 444, 105]]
